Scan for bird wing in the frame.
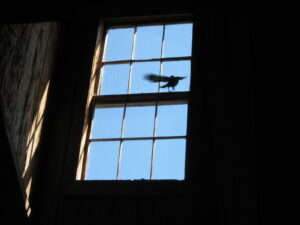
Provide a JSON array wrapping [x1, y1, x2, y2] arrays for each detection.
[[144, 74, 170, 82]]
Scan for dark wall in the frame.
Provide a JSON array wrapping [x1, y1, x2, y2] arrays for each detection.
[[0, 104, 29, 225], [0, 7, 297, 225], [34, 10, 257, 225], [0, 22, 59, 225], [250, 10, 299, 225]]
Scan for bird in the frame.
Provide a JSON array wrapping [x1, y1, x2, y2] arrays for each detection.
[[144, 74, 186, 92]]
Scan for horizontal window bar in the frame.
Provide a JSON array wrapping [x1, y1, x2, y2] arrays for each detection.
[[107, 21, 192, 29], [94, 92, 189, 108], [89, 136, 187, 142], [102, 56, 192, 65], [104, 14, 193, 28]]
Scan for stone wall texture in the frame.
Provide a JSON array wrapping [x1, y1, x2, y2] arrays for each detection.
[[0, 22, 59, 206]]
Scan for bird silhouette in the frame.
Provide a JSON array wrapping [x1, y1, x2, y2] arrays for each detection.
[[144, 74, 186, 92]]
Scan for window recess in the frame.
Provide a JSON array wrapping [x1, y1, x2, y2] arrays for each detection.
[[79, 20, 193, 181]]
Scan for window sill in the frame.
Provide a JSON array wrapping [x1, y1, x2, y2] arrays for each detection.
[[63, 180, 187, 196]]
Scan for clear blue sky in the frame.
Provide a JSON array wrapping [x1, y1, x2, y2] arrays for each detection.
[[85, 23, 193, 180]]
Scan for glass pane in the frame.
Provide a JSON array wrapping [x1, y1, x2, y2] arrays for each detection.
[[119, 140, 152, 180], [100, 64, 130, 95], [163, 23, 193, 57], [152, 139, 186, 180], [104, 28, 134, 61], [160, 60, 191, 93], [85, 141, 120, 180], [130, 62, 160, 94], [123, 106, 155, 138], [156, 104, 188, 137], [91, 106, 124, 138], [134, 25, 163, 59]]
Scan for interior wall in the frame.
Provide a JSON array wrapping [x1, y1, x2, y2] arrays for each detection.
[[2, 7, 297, 225], [0, 22, 59, 214], [43, 11, 256, 225]]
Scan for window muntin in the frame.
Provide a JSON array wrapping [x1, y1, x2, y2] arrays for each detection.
[[134, 25, 164, 60], [99, 64, 131, 95], [83, 22, 193, 181], [91, 106, 124, 139], [119, 140, 153, 180], [130, 62, 161, 94], [123, 106, 155, 138], [153, 139, 186, 180], [163, 24, 193, 57], [103, 28, 134, 62], [155, 104, 188, 137], [86, 141, 120, 180]]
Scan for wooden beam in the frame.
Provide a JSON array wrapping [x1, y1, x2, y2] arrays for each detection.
[[94, 92, 189, 108], [89, 136, 187, 142], [102, 56, 192, 65]]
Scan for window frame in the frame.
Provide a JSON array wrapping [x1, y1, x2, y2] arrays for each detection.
[[75, 15, 194, 186]]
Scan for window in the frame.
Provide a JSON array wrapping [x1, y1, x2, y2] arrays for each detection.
[[80, 20, 193, 181]]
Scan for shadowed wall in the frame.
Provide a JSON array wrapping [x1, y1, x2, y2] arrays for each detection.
[[1, 7, 297, 225], [0, 22, 59, 217]]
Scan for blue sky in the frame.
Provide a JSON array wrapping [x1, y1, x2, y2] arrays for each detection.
[[85, 23, 193, 180]]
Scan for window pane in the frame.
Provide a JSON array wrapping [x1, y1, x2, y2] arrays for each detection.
[[130, 62, 160, 94], [85, 141, 120, 180], [104, 28, 134, 61], [123, 106, 155, 138], [91, 107, 124, 138], [134, 25, 163, 59], [156, 104, 187, 137], [119, 140, 152, 180], [160, 60, 191, 93], [100, 64, 130, 95], [163, 23, 193, 57], [152, 139, 186, 180]]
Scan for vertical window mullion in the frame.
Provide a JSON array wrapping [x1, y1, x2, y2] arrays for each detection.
[[159, 24, 166, 91], [127, 26, 137, 94], [150, 24, 166, 179], [150, 106, 158, 179], [116, 26, 137, 180]]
